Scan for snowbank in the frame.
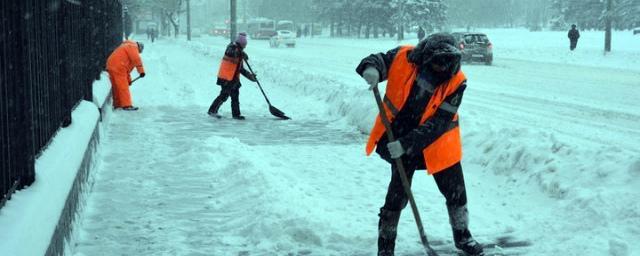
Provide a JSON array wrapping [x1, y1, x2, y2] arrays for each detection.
[[0, 101, 99, 255], [0, 76, 112, 255]]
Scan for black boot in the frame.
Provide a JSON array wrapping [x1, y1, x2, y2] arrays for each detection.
[[448, 205, 484, 256], [378, 208, 401, 256]]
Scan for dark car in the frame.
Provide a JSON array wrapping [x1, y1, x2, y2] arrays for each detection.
[[451, 32, 493, 65]]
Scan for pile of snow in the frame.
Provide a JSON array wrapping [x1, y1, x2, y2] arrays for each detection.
[[0, 101, 100, 256]]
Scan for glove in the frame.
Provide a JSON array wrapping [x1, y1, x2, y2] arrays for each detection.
[[362, 66, 379, 90], [242, 52, 249, 61], [140, 73, 146, 78], [387, 140, 405, 159], [248, 73, 257, 82]]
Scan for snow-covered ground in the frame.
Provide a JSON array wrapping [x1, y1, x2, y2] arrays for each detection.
[[63, 29, 640, 256]]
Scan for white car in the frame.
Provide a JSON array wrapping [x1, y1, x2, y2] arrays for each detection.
[[269, 30, 296, 48]]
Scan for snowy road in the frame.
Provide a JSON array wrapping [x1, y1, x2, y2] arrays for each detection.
[[71, 34, 639, 256]]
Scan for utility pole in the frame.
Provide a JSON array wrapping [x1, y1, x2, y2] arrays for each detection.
[[604, 0, 613, 52], [123, 5, 129, 39], [230, 0, 237, 43], [242, 0, 247, 27], [187, 0, 191, 41]]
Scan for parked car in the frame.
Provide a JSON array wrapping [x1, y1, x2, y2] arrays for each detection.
[[269, 30, 296, 48], [452, 32, 493, 65], [633, 27, 640, 35], [212, 26, 230, 38]]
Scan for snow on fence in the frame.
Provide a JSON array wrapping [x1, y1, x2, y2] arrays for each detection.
[[0, 0, 122, 210]]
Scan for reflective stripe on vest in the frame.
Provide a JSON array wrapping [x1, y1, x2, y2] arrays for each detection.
[[365, 46, 467, 174], [217, 55, 241, 81]]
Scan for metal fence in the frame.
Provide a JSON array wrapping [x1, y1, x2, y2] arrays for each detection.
[[1, 0, 123, 209]]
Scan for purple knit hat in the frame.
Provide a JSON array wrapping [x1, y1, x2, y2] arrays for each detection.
[[235, 32, 247, 48]]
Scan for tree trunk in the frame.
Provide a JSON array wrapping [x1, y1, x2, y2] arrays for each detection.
[[187, 0, 191, 41], [604, 0, 612, 52], [330, 21, 335, 37], [373, 26, 379, 38], [397, 24, 404, 40]]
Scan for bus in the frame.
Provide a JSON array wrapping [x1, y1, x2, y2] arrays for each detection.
[[246, 18, 276, 39]]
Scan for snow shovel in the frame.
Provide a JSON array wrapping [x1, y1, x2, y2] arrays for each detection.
[[371, 86, 438, 256], [244, 60, 290, 120], [129, 76, 142, 86]]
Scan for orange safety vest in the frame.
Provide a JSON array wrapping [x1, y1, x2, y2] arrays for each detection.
[[217, 54, 241, 82], [366, 46, 467, 174]]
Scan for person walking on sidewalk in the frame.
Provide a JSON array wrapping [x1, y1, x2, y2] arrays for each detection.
[[208, 32, 257, 120], [568, 24, 580, 51], [417, 26, 426, 42], [106, 40, 146, 111], [356, 32, 484, 256]]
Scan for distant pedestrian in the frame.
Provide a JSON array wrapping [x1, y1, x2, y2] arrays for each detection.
[[417, 26, 426, 42], [150, 28, 157, 43], [208, 32, 257, 120], [568, 24, 580, 51], [106, 40, 146, 111]]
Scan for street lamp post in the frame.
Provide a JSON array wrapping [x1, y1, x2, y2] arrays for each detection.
[[230, 0, 237, 43], [123, 5, 129, 39], [604, 0, 613, 52]]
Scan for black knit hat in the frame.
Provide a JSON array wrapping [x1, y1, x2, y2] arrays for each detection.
[[408, 32, 461, 75]]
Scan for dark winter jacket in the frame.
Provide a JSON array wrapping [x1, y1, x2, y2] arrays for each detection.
[[355, 36, 466, 169], [216, 43, 254, 88], [568, 28, 580, 41]]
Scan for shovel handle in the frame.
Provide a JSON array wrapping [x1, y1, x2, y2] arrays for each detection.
[[372, 86, 438, 256], [130, 76, 141, 86], [244, 60, 272, 106]]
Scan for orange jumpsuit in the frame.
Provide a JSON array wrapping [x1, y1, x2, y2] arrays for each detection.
[[106, 40, 145, 108]]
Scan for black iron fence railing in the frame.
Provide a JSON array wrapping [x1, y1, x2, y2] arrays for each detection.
[[1, 0, 123, 209]]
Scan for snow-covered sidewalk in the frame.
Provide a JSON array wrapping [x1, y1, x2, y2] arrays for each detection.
[[70, 32, 639, 256]]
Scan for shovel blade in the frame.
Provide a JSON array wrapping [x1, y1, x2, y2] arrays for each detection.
[[269, 105, 290, 120]]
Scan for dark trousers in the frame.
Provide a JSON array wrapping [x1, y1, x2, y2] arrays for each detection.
[[382, 162, 467, 211], [209, 85, 241, 116], [570, 40, 578, 51]]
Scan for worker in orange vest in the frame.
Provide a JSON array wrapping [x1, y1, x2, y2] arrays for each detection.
[[208, 32, 257, 120], [106, 40, 145, 111], [356, 33, 484, 256]]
